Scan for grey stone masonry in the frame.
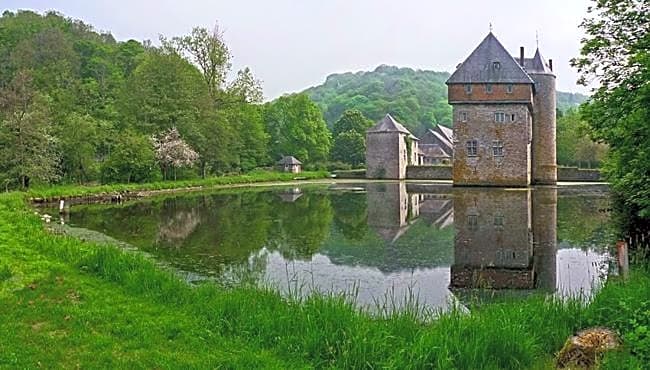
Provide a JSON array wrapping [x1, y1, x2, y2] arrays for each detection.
[[452, 103, 532, 186], [530, 71, 557, 184], [366, 114, 413, 179]]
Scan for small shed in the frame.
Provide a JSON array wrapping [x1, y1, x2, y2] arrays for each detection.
[[277, 156, 302, 173]]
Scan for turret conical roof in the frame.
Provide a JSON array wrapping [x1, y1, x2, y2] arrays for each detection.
[[523, 48, 554, 74]]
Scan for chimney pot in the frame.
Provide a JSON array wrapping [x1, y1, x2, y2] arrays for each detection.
[[549, 59, 553, 71], [520, 47, 525, 66]]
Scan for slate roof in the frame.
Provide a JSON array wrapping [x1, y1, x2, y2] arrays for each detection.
[[277, 156, 302, 165], [367, 114, 412, 135], [420, 145, 451, 159], [447, 32, 534, 85], [434, 125, 454, 143], [421, 126, 453, 153], [521, 48, 553, 74]]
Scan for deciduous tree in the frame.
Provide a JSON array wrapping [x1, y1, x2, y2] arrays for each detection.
[[264, 94, 331, 163], [572, 0, 650, 217], [0, 71, 59, 189], [152, 127, 199, 180]]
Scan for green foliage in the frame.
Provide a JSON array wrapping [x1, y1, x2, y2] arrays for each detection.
[[264, 94, 331, 163], [0, 11, 332, 186], [332, 109, 373, 137], [57, 113, 106, 183], [0, 71, 59, 189], [100, 131, 157, 184], [557, 91, 589, 112], [119, 50, 201, 131], [572, 0, 650, 218], [556, 108, 608, 168], [329, 109, 372, 166], [331, 131, 366, 167], [586, 269, 650, 366], [162, 25, 231, 98], [305, 65, 452, 135]]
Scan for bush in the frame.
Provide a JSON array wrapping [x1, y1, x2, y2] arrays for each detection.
[[100, 132, 159, 184]]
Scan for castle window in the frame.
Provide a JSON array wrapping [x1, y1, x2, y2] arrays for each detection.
[[494, 214, 504, 228], [494, 112, 506, 123], [493, 61, 501, 70], [508, 113, 516, 122], [506, 84, 514, 94], [464, 84, 472, 94], [486, 84, 493, 94], [492, 140, 504, 156], [466, 140, 478, 156], [459, 111, 468, 122], [468, 214, 479, 231]]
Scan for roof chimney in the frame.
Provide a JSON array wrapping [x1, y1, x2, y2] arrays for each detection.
[[548, 59, 553, 71], [519, 47, 525, 66]]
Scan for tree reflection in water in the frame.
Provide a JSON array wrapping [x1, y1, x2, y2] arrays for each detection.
[[65, 183, 613, 311]]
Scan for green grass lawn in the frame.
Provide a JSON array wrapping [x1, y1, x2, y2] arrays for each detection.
[[26, 169, 330, 200], [1, 184, 648, 368]]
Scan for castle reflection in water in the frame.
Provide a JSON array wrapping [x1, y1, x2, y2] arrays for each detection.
[[64, 181, 611, 311], [364, 182, 560, 292]]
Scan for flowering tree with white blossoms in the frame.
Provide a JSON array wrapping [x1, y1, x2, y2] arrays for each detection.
[[151, 127, 199, 180]]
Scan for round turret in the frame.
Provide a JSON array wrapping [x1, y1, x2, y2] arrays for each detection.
[[530, 65, 557, 184]]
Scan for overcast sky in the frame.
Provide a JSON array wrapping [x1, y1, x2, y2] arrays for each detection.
[[5, 0, 594, 99]]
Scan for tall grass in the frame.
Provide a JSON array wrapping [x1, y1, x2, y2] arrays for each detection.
[[0, 263, 11, 282], [1, 191, 648, 368]]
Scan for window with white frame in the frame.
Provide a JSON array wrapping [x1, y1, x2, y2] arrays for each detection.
[[459, 111, 468, 122], [494, 112, 506, 123], [464, 84, 472, 94], [468, 214, 479, 231], [492, 140, 504, 156], [466, 140, 478, 156]]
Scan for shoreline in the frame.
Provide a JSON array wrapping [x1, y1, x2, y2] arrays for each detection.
[[0, 183, 646, 367], [27, 171, 609, 207]]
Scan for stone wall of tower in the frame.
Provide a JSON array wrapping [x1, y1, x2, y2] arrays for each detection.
[[452, 103, 532, 186], [530, 73, 557, 184], [366, 132, 407, 179]]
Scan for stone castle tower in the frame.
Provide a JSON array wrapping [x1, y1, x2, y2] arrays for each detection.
[[446, 32, 556, 186], [366, 114, 418, 179]]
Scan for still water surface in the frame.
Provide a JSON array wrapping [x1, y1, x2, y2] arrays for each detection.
[[60, 182, 613, 312]]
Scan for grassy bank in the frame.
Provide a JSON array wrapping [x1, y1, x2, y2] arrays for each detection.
[[1, 193, 648, 368], [26, 169, 330, 201]]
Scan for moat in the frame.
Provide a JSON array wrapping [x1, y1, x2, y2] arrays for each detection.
[[54, 182, 614, 312]]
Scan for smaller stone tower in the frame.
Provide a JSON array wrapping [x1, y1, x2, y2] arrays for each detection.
[[366, 114, 413, 179], [525, 49, 557, 184]]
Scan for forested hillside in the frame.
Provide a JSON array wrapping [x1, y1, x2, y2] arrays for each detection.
[[0, 10, 331, 189], [304, 65, 588, 134], [305, 65, 452, 135]]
